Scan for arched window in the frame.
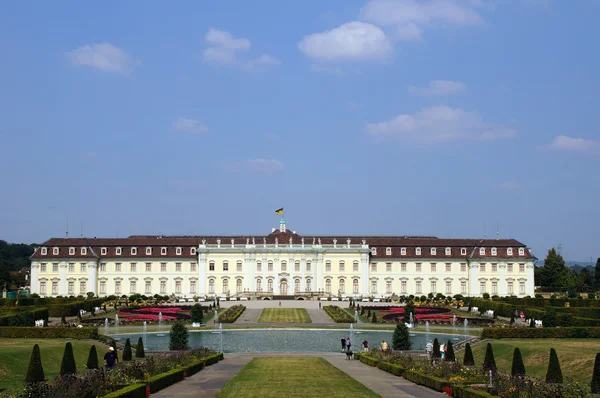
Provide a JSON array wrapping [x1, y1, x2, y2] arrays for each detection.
[[325, 278, 331, 293], [339, 279, 345, 293], [236, 279, 242, 293], [353, 279, 359, 293], [223, 279, 229, 293], [306, 278, 312, 291], [268, 279, 273, 292], [209, 279, 215, 293], [256, 278, 262, 292], [294, 279, 300, 293]]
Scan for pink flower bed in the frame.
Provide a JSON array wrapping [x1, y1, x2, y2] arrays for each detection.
[[119, 314, 178, 321]]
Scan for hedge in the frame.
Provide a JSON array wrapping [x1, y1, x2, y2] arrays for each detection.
[[48, 298, 105, 317], [0, 308, 49, 326], [403, 370, 452, 392], [481, 327, 600, 339], [452, 386, 499, 398], [183, 361, 205, 377], [203, 352, 224, 365], [355, 353, 406, 377], [102, 383, 147, 398], [0, 298, 17, 306], [322, 305, 355, 323], [146, 368, 185, 393], [0, 326, 99, 339], [218, 305, 246, 323]]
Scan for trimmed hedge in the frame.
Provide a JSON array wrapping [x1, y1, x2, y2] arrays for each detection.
[[183, 361, 205, 377], [0, 326, 99, 339], [403, 370, 452, 392], [146, 368, 185, 393], [356, 353, 406, 377], [323, 305, 354, 323], [452, 386, 499, 398], [218, 305, 246, 323], [48, 298, 104, 317], [0, 298, 17, 306], [102, 383, 147, 398], [203, 352, 224, 365], [481, 327, 600, 339], [0, 308, 49, 326]]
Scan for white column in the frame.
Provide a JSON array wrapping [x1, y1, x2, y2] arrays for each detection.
[[526, 263, 535, 296], [274, 254, 280, 294], [198, 252, 207, 296], [250, 254, 255, 292], [301, 254, 306, 292], [30, 263, 39, 294], [361, 253, 369, 295], [498, 262, 507, 297], [316, 253, 323, 292], [469, 262, 479, 297], [289, 254, 294, 294], [87, 262, 98, 294], [244, 253, 251, 292], [59, 262, 67, 296]]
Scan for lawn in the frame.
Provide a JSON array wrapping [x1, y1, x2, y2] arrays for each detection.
[[217, 357, 380, 398], [259, 308, 311, 323], [469, 339, 598, 384], [0, 339, 106, 392]]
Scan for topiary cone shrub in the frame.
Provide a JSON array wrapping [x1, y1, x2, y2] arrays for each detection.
[[86, 345, 99, 369], [371, 312, 377, 323], [545, 348, 563, 383], [60, 342, 77, 375], [463, 343, 475, 366], [591, 353, 600, 394], [482, 343, 497, 374], [122, 338, 132, 361], [511, 347, 525, 377], [432, 338, 440, 359], [445, 341, 455, 362], [25, 344, 45, 383], [392, 322, 411, 350], [136, 337, 145, 358]]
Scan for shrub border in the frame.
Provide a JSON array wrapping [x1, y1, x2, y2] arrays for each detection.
[[481, 327, 600, 339], [323, 305, 354, 323], [0, 326, 99, 339], [102, 383, 147, 398]]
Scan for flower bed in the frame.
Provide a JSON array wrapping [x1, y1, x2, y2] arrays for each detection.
[[323, 305, 355, 323], [219, 305, 246, 323], [360, 306, 494, 325]]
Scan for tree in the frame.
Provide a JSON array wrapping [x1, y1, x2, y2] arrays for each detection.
[[545, 348, 563, 383], [432, 338, 440, 358], [591, 353, 600, 394], [538, 248, 568, 290], [371, 312, 377, 323], [463, 343, 475, 366], [511, 347, 525, 377], [191, 304, 203, 323], [392, 322, 411, 350], [25, 344, 45, 383], [445, 341, 455, 362], [60, 342, 77, 375], [86, 345, 99, 369], [122, 338, 132, 361], [542, 308, 557, 328], [595, 258, 600, 290], [135, 337, 145, 358], [482, 343, 497, 374], [169, 321, 189, 351]]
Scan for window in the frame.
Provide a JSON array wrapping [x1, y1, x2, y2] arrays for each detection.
[[507, 248, 513, 256], [508, 263, 513, 272], [131, 247, 137, 255], [519, 281, 526, 294], [268, 279, 273, 292], [68, 281, 74, 294], [101, 247, 107, 255], [236, 279, 242, 293], [445, 248, 451, 256], [69, 247, 75, 255], [100, 281, 106, 294], [479, 248, 485, 256], [353, 279, 359, 293], [53, 247, 59, 255], [508, 281, 514, 294], [161, 247, 167, 255], [385, 280, 391, 294], [431, 248, 437, 255], [480, 281, 486, 294], [223, 261, 229, 271], [306, 262, 311, 272], [223, 279, 229, 293], [145, 281, 152, 294], [416, 247, 421, 255], [54, 281, 60, 294], [416, 280, 422, 294], [146, 263, 152, 272], [461, 281, 467, 294], [191, 262, 197, 272], [116, 247, 122, 255], [41, 263, 46, 272], [146, 247, 152, 255], [492, 281, 498, 294], [160, 281, 167, 294], [461, 263, 466, 272], [401, 248, 406, 256], [401, 263, 407, 272], [306, 278, 311, 291], [518, 248, 525, 256], [175, 280, 182, 294], [209, 279, 215, 293], [256, 279, 262, 292], [461, 248, 467, 255], [492, 263, 497, 272], [371, 247, 377, 255], [340, 279, 346, 293], [281, 261, 287, 272], [480, 264, 486, 272], [386, 247, 391, 255], [401, 280, 407, 294], [431, 263, 436, 272], [53, 263, 59, 272], [491, 248, 497, 256], [431, 280, 437, 293], [386, 263, 392, 272], [519, 264, 525, 273], [268, 262, 273, 272], [339, 261, 345, 272], [295, 261, 300, 272], [80, 263, 86, 272], [353, 261, 359, 272], [370, 280, 377, 294], [80, 281, 86, 294], [257, 261, 262, 272], [41, 248, 47, 255], [100, 263, 106, 272], [176, 263, 182, 272], [416, 263, 422, 272], [130, 281, 136, 293], [325, 279, 331, 293], [371, 263, 377, 272], [40, 281, 46, 294], [130, 263, 137, 272], [209, 261, 215, 271], [161, 263, 167, 272], [190, 247, 197, 255], [115, 281, 121, 294], [445, 280, 452, 294], [81, 247, 87, 255], [325, 261, 331, 272], [176, 247, 182, 255], [295, 279, 300, 293], [190, 280, 196, 294], [445, 263, 451, 272]]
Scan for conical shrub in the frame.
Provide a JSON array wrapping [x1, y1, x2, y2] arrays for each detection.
[[545, 348, 563, 383], [60, 342, 77, 375], [511, 347, 525, 377], [122, 338, 132, 361], [25, 344, 45, 383], [432, 338, 441, 358], [86, 345, 99, 369], [135, 337, 145, 358], [591, 353, 600, 394], [445, 341, 455, 362], [482, 343, 496, 373], [463, 343, 475, 366]]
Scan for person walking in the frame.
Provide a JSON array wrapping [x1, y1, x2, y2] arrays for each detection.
[[346, 337, 351, 352], [104, 346, 118, 370], [341, 337, 346, 352]]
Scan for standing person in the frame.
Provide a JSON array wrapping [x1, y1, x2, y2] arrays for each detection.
[[362, 339, 369, 352], [319, 302, 321, 309], [381, 340, 388, 352], [341, 337, 346, 352], [520, 311, 524, 320], [346, 337, 351, 352], [279, 301, 281, 307], [440, 343, 445, 360], [104, 346, 118, 370], [426, 340, 433, 358]]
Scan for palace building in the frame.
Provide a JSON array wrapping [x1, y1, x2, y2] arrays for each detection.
[[29, 219, 536, 299]]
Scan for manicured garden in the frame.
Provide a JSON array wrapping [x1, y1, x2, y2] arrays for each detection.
[[217, 357, 380, 398], [258, 308, 311, 323]]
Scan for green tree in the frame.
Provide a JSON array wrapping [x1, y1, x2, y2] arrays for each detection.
[[463, 343, 475, 366], [595, 258, 600, 290], [25, 344, 45, 383], [511, 347, 525, 377], [86, 345, 98, 370], [135, 337, 145, 358], [392, 322, 411, 350], [591, 353, 600, 394], [538, 248, 568, 290], [60, 342, 77, 375], [432, 338, 440, 359], [482, 343, 497, 374], [191, 304, 203, 323], [445, 341, 455, 362], [371, 312, 377, 323], [169, 321, 189, 351], [122, 338, 132, 361], [545, 348, 563, 383]]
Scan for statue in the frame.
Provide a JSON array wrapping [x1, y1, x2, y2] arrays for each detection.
[[202, 239, 206, 245], [252, 237, 255, 245], [312, 237, 315, 245], [289, 237, 293, 245], [318, 238, 321, 245], [275, 237, 278, 245], [347, 239, 351, 246], [301, 238, 304, 245], [246, 238, 250, 245]]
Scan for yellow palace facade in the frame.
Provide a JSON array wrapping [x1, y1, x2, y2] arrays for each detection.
[[29, 219, 537, 299]]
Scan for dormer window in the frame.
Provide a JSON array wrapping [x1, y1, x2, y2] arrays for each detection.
[[176, 247, 182, 255], [491, 248, 497, 256], [131, 247, 137, 255], [53, 247, 59, 255], [146, 247, 152, 255], [385, 247, 391, 255], [116, 247, 122, 256], [161, 247, 167, 255], [190, 247, 196, 255], [431, 248, 437, 255], [416, 247, 421, 256], [41, 247, 47, 255], [445, 248, 451, 256], [507, 248, 513, 256], [101, 247, 107, 255], [479, 248, 485, 256], [401, 247, 406, 256], [371, 247, 377, 255], [69, 247, 75, 255], [81, 247, 87, 255], [518, 248, 525, 256], [461, 248, 467, 255]]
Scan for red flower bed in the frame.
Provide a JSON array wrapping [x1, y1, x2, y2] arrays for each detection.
[[117, 306, 191, 323]]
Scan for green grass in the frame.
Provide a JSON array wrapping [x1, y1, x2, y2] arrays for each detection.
[[469, 339, 598, 384], [258, 309, 312, 323], [217, 357, 380, 398], [0, 339, 106, 392]]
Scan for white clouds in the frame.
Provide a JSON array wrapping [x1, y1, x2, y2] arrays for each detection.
[[365, 105, 515, 143], [241, 54, 281, 71], [408, 80, 466, 96], [298, 21, 392, 61], [203, 28, 251, 64], [172, 117, 209, 134], [546, 136, 599, 153], [232, 158, 284, 173], [67, 43, 133, 74]]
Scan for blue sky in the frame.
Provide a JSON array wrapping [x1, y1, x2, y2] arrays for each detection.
[[1, 0, 598, 262]]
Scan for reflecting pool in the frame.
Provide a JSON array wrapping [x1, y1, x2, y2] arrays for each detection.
[[110, 329, 466, 353]]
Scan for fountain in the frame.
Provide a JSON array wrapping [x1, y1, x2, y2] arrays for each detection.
[[354, 311, 358, 324], [452, 315, 460, 340], [104, 318, 109, 335], [463, 318, 468, 340], [350, 323, 354, 347], [114, 314, 120, 340], [157, 312, 165, 337], [143, 321, 148, 349], [218, 323, 223, 353], [408, 312, 416, 336], [425, 321, 430, 343]]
